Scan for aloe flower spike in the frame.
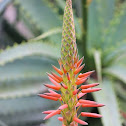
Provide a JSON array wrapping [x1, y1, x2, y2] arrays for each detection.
[[39, 0, 104, 125]]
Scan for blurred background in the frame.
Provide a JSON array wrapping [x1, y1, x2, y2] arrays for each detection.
[[0, 0, 126, 126]]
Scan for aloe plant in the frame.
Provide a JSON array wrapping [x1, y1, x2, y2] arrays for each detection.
[[39, 0, 103, 125], [0, 0, 126, 126]]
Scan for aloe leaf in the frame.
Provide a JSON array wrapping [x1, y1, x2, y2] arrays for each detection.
[[30, 27, 62, 41], [103, 53, 126, 84], [0, 56, 59, 99], [0, 96, 58, 126], [94, 50, 102, 82], [92, 79, 122, 126], [103, 64, 126, 84], [0, 80, 46, 99], [118, 97, 126, 122], [0, 41, 60, 66], [88, 0, 115, 49], [115, 84, 126, 101], [46, 115, 61, 126], [13, 0, 62, 44], [0, 120, 8, 126], [0, 0, 11, 14], [55, 0, 65, 10], [87, 118, 102, 126], [0, 56, 56, 81], [102, 2, 126, 50], [103, 42, 126, 65], [93, 50, 122, 126]]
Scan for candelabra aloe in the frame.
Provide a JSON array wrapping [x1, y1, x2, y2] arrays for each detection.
[[39, 0, 104, 125]]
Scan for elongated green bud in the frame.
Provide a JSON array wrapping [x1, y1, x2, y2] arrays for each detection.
[[61, 0, 78, 66]]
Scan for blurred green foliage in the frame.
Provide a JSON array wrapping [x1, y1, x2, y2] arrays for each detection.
[[0, 0, 126, 126]]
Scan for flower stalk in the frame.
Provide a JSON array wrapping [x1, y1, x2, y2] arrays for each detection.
[[39, 0, 104, 125]]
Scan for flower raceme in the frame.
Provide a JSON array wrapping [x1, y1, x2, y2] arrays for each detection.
[[38, 0, 104, 125]]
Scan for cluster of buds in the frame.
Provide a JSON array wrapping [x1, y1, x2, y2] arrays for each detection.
[[38, 0, 104, 125]]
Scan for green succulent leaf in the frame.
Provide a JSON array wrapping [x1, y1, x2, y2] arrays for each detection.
[[30, 27, 62, 41], [102, 2, 126, 50], [103, 42, 126, 65], [87, 118, 102, 126], [92, 79, 122, 126], [0, 96, 58, 126], [115, 83, 126, 101], [46, 115, 61, 126], [0, 41, 60, 66], [0, 79, 46, 99], [103, 64, 126, 84], [88, 0, 115, 49], [0, 56, 59, 99], [93, 50, 122, 126], [0, 0, 11, 14], [118, 97, 126, 122], [14, 0, 62, 44], [0, 120, 8, 126], [94, 50, 102, 82]]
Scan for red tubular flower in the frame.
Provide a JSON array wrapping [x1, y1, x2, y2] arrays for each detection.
[[44, 110, 61, 120], [77, 92, 86, 99], [38, 94, 59, 101], [81, 88, 102, 93], [74, 64, 85, 75], [80, 83, 99, 89], [44, 84, 61, 90], [58, 117, 63, 121], [73, 117, 88, 125], [44, 93, 61, 98], [58, 104, 68, 110], [76, 56, 84, 68], [42, 110, 56, 114], [75, 78, 87, 85], [82, 104, 105, 108], [38, 0, 104, 125], [47, 72, 61, 83], [81, 112, 102, 118], [78, 71, 95, 78], [51, 72, 63, 82], [52, 65, 63, 75], [79, 99, 98, 105]]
